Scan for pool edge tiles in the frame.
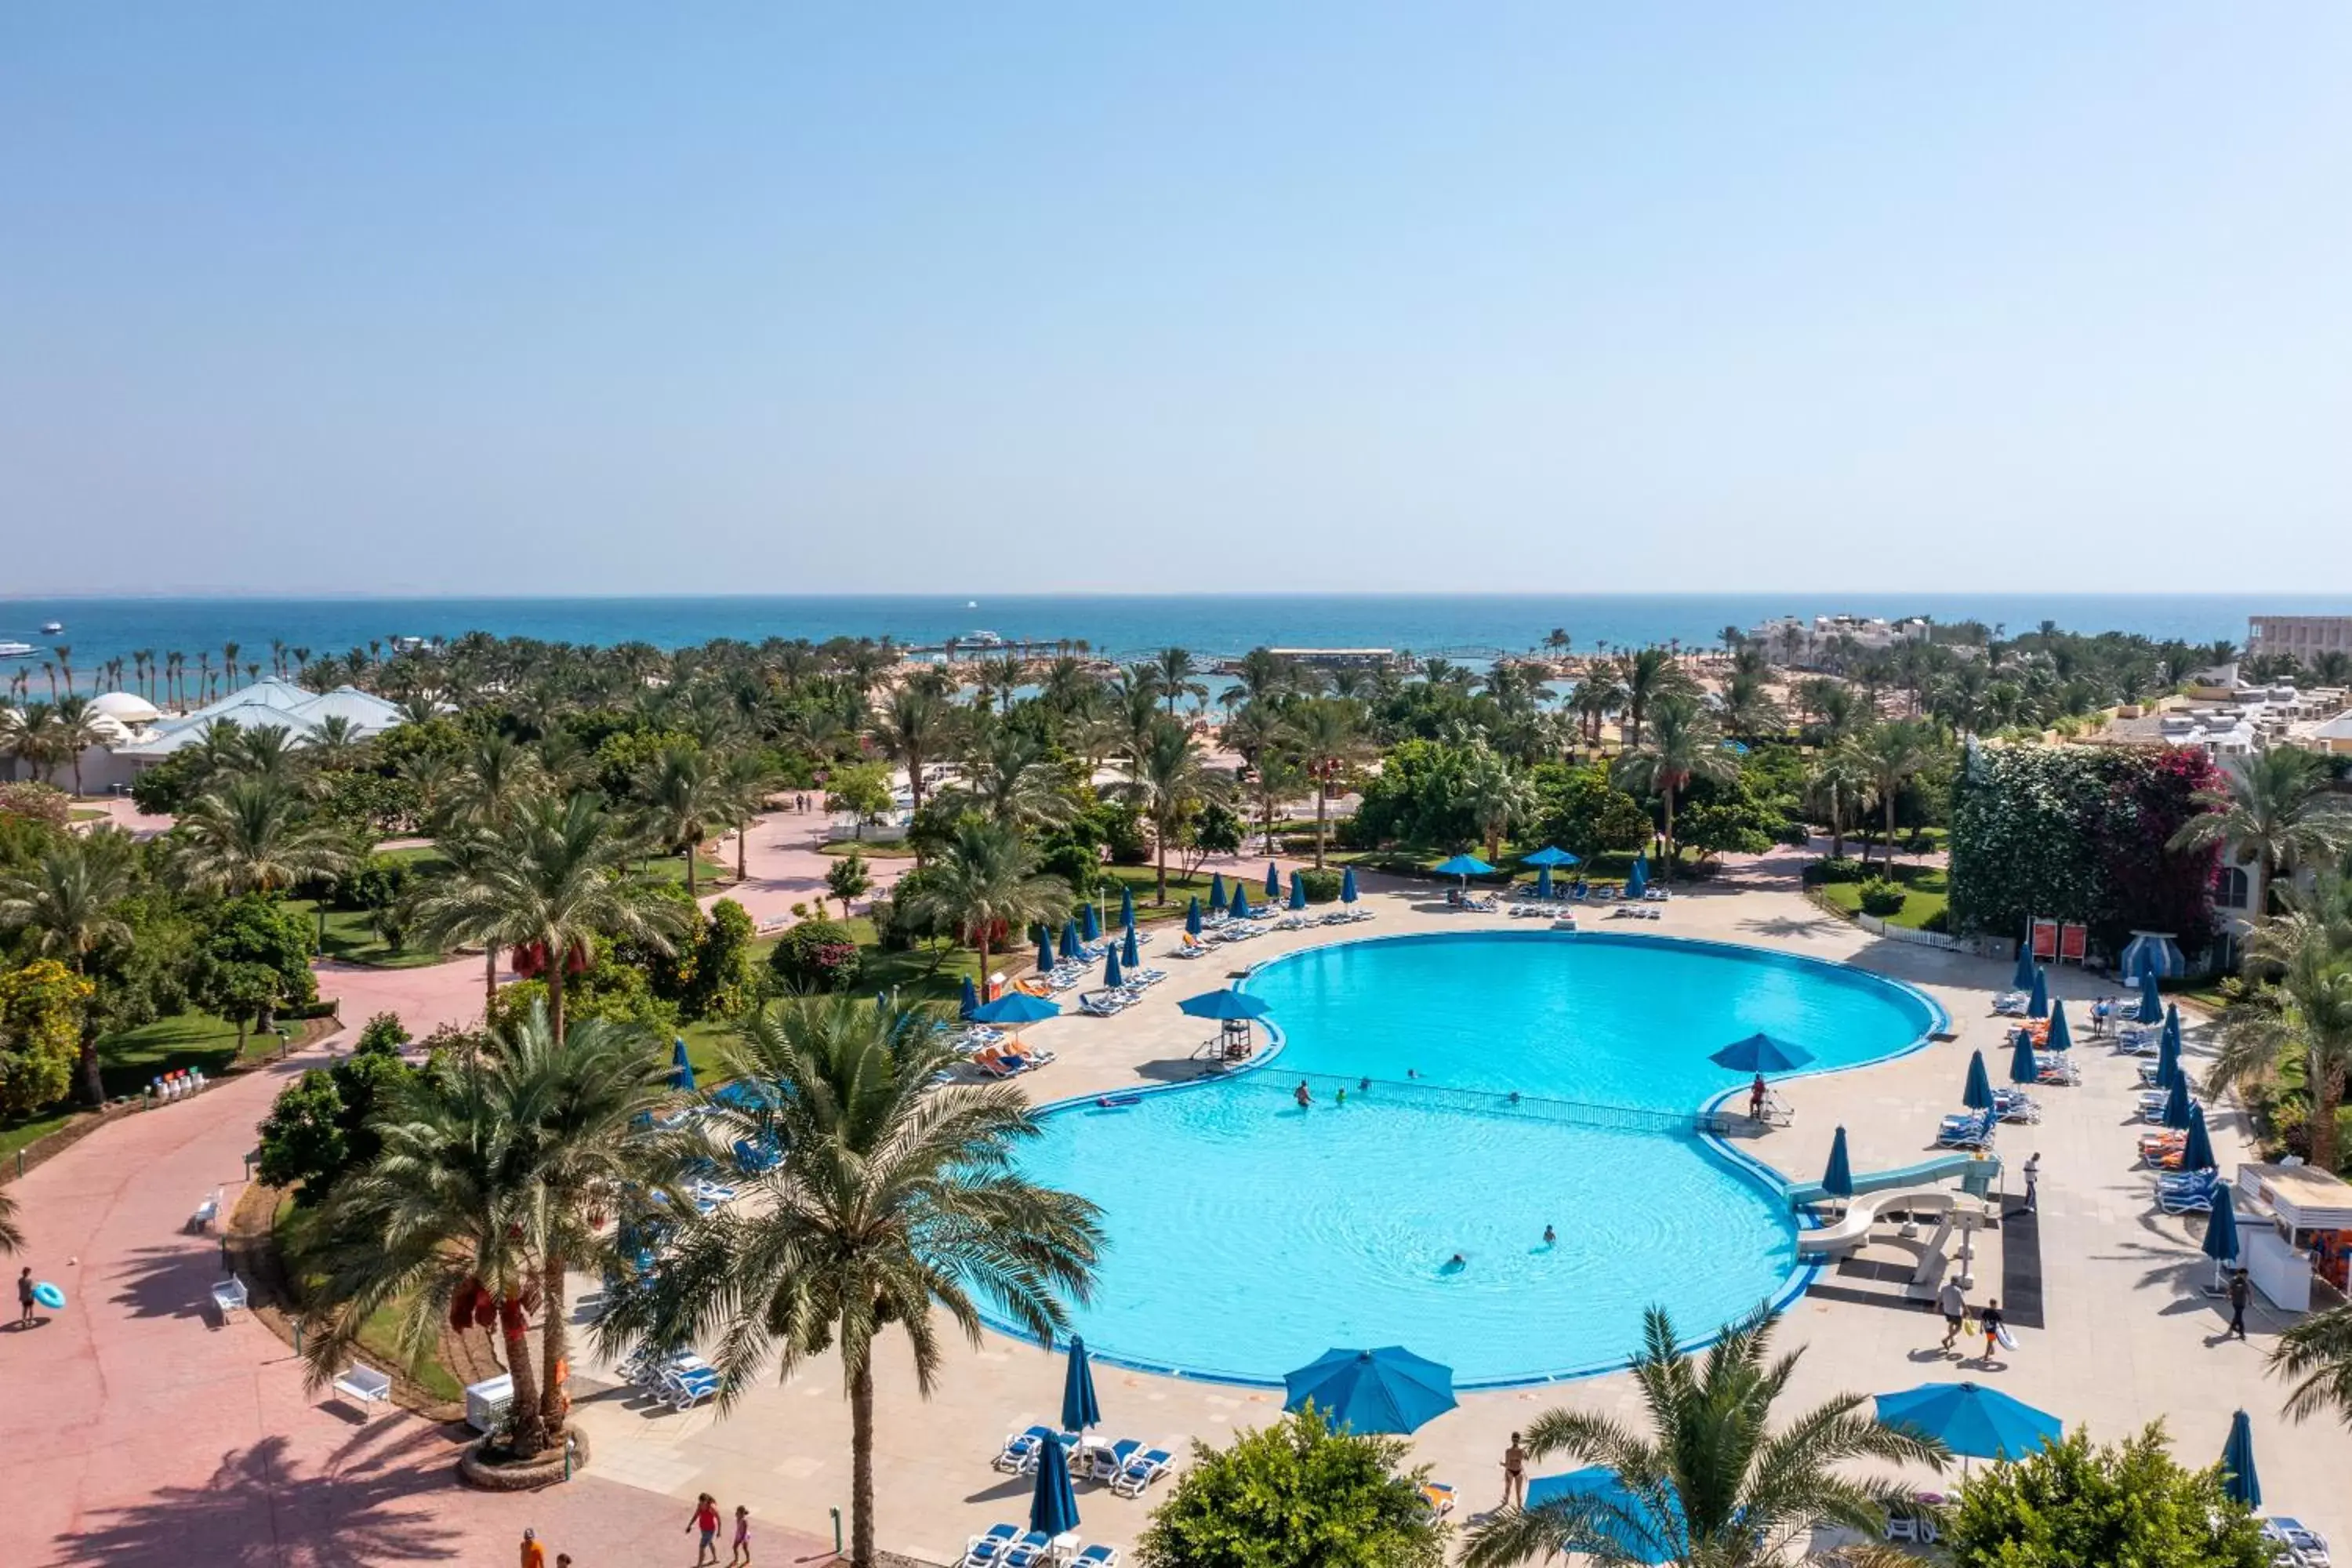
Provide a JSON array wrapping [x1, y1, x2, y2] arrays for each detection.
[[986, 931, 1948, 1388]]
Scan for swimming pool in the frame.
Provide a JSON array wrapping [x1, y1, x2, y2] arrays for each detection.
[[1009, 932, 1942, 1385]]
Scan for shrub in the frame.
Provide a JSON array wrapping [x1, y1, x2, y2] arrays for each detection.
[[684, 898, 759, 1019], [354, 1011, 411, 1057], [1298, 869, 1344, 904], [254, 1069, 349, 1201], [1135, 1406, 1447, 1568], [1858, 879, 1908, 916], [769, 917, 861, 993], [1947, 1424, 2267, 1567], [0, 958, 90, 1116], [0, 781, 70, 827], [1803, 856, 1870, 885], [344, 854, 412, 913]]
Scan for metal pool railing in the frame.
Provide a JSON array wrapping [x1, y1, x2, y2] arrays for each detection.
[[1258, 1069, 1726, 1137]]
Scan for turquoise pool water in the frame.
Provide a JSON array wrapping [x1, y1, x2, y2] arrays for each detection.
[[1012, 932, 1940, 1385]]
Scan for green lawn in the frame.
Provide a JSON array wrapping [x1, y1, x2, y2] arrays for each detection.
[[0, 1105, 79, 1164], [96, 1010, 286, 1098], [276, 1198, 464, 1402], [282, 897, 449, 970], [821, 839, 916, 858], [1814, 869, 1951, 931], [1094, 863, 1229, 920]]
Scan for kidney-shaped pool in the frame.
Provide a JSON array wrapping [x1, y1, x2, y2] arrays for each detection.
[[1003, 931, 1943, 1385]]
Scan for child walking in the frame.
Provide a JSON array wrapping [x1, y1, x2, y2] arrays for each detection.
[[729, 1505, 753, 1566]]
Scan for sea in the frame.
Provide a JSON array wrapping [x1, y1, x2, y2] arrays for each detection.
[[0, 593, 2337, 687]]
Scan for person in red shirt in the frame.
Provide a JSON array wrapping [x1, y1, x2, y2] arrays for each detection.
[[688, 1494, 722, 1566]]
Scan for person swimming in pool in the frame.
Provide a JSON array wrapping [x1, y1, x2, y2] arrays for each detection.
[[1446, 1253, 1466, 1269], [1294, 1081, 1312, 1109], [1542, 1224, 1556, 1246], [1359, 1076, 1371, 1091]]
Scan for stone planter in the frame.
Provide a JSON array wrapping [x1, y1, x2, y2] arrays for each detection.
[[458, 1425, 590, 1491]]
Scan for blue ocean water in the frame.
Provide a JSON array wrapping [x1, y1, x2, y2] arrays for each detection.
[[0, 591, 2321, 688], [1006, 932, 1938, 1385]]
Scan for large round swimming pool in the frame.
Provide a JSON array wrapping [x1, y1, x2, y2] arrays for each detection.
[[1009, 931, 1942, 1385]]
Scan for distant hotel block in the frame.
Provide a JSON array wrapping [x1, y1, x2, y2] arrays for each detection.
[[2248, 615, 2352, 662], [1744, 615, 1931, 666]]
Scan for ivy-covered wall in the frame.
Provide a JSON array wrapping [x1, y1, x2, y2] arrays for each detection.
[[1947, 741, 2222, 963]]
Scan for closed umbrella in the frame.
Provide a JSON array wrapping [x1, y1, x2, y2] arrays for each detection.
[[1523, 1469, 1683, 1565], [1625, 857, 1650, 899], [1185, 897, 1203, 935], [2163, 1073, 2194, 1131], [1535, 866, 1554, 899], [1875, 1381, 2062, 1462], [2029, 967, 2049, 1020], [1036, 932, 1055, 974], [2203, 1197, 2242, 1290], [1281, 1346, 1456, 1435], [959, 976, 980, 1021], [2013, 941, 2038, 992], [1230, 884, 1252, 919], [2045, 1000, 2073, 1052], [1061, 1336, 1102, 1433], [1341, 867, 1359, 904], [1081, 902, 1101, 943], [2219, 1410, 2261, 1509], [1029, 1430, 1080, 1539], [1120, 885, 1136, 931], [1289, 874, 1308, 911], [1122, 924, 1141, 968], [2154, 1026, 2182, 1094], [1710, 1033, 1815, 1074], [1060, 920, 1082, 961], [2009, 1029, 2039, 1087], [2141, 970, 2163, 1024], [2181, 1104, 2217, 1173], [1822, 1126, 1855, 1200], [1209, 873, 1226, 912], [1264, 861, 1281, 898], [1103, 948, 1125, 989], [1962, 1050, 1994, 1111], [2165, 1003, 2184, 1051], [670, 1036, 695, 1092]]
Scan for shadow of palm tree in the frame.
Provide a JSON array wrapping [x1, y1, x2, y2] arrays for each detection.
[[1738, 914, 1842, 941], [107, 1243, 225, 1323], [53, 1425, 463, 1566]]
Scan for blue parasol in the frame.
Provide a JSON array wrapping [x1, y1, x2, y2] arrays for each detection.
[[1122, 924, 1141, 968], [959, 976, 980, 1021], [2203, 1196, 2242, 1289], [1523, 1468, 1683, 1565], [1289, 874, 1308, 911], [2009, 1029, 2039, 1086], [1535, 866, 1554, 899], [2181, 1103, 2217, 1172], [1103, 947, 1124, 989], [1081, 902, 1101, 943], [2013, 941, 2038, 992], [1029, 1429, 1080, 1537], [1059, 920, 1082, 961], [1230, 884, 1251, 919], [1281, 1346, 1456, 1435], [1341, 866, 1359, 903], [1178, 988, 1274, 1022], [2045, 999, 2072, 1052], [2163, 1073, 2194, 1131], [1822, 1125, 1854, 1199], [1523, 846, 1579, 868], [1061, 1336, 1102, 1433], [1875, 1381, 2062, 1461], [2219, 1409, 2260, 1509], [2029, 967, 2049, 1019], [1120, 885, 1135, 931], [1265, 861, 1282, 899], [1185, 896, 1203, 935], [1432, 853, 1494, 880], [1036, 931, 1055, 974], [670, 1036, 695, 1092], [2140, 969, 2162, 1024], [973, 992, 1062, 1025], [1209, 873, 1225, 911], [1710, 1033, 1814, 1074], [1962, 1050, 1994, 1111], [1625, 857, 1650, 899], [2154, 1025, 2181, 1093]]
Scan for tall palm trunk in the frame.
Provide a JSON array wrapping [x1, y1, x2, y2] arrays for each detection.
[[1882, 788, 1899, 870], [850, 1353, 878, 1567], [547, 961, 568, 1049], [484, 945, 499, 1020], [684, 842, 698, 899], [499, 1303, 550, 1455], [737, 817, 750, 881], [1156, 821, 1170, 906], [2314, 1067, 2344, 1174], [539, 1260, 570, 1437], [1661, 782, 1679, 877], [1315, 782, 1330, 869]]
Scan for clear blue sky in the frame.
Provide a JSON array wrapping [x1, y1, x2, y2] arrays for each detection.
[[4, 5, 2347, 596]]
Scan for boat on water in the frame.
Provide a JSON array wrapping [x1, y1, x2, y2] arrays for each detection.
[[38, 620, 64, 635], [962, 630, 1007, 648], [0, 640, 34, 659]]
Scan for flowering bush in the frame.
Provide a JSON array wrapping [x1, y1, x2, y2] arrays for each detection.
[[0, 782, 70, 827]]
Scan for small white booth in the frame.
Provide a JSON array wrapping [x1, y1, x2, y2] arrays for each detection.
[[2234, 1162, 2352, 1313]]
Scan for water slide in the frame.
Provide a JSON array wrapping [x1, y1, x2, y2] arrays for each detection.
[[1795, 1189, 1965, 1256], [1784, 1151, 2002, 1209]]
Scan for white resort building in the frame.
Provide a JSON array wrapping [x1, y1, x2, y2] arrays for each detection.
[[3, 679, 408, 793]]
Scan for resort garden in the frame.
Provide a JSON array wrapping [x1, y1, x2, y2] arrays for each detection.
[[6, 622, 2352, 1564]]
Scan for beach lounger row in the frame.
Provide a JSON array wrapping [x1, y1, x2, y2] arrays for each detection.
[[2156, 1171, 2225, 1214], [618, 1348, 720, 1410], [1606, 905, 1664, 921], [1936, 1109, 1998, 1149], [2265, 1517, 2332, 1566], [972, 1044, 1056, 1078], [963, 1524, 1120, 1568]]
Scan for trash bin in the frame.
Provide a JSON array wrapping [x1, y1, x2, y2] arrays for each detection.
[[464, 1374, 514, 1434]]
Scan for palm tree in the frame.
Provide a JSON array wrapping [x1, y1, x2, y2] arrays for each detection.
[[906, 820, 1072, 983], [1460, 743, 1535, 863], [871, 684, 956, 815], [2273, 1298, 2352, 1433], [1112, 717, 1229, 905], [942, 729, 1076, 834], [2168, 748, 2352, 924], [412, 792, 689, 1044], [1613, 696, 1737, 876], [1461, 1306, 1945, 1568], [0, 1185, 20, 1255], [1620, 648, 1686, 749], [1152, 646, 1207, 715], [3, 701, 64, 785], [307, 713, 366, 771], [718, 746, 779, 882], [1283, 699, 1373, 869], [0, 829, 137, 1103], [2204, 892, 2352, 1172], [1805, 749, 1872, 861], [174, 777, 354, 895], [633, 742, 731, 898], [1221, 647, 1294, 711], [1849, 719, 1943, 870], [599, 998, 1102, 1568]]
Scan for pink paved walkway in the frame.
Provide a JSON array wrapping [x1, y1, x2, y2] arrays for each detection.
[[703, 808, 913, 926], [0, 1026, 835, 1568]]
